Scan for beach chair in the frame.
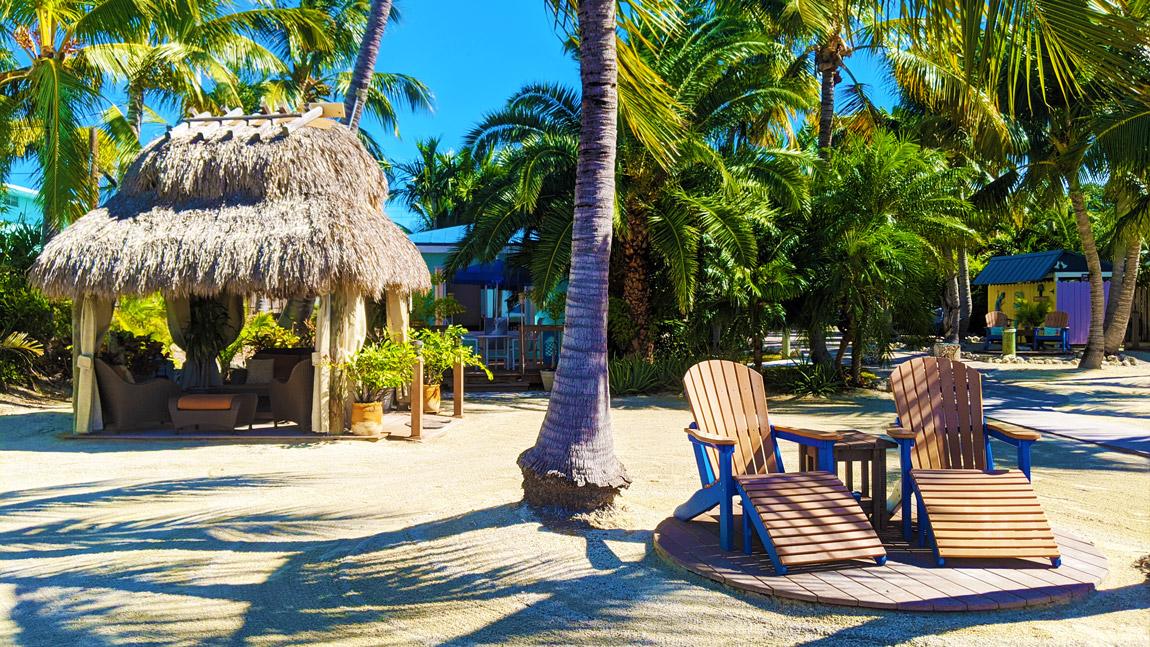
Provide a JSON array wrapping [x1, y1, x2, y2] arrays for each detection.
[[983, 311, 1010, 350], [888, 357, 1060, 567], [1032, 311, 1071, 352], [676, 360, 886, 575]]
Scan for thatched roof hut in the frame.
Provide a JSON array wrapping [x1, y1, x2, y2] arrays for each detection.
[[33, 108, 430, 436], [32, 119, 429, 299]]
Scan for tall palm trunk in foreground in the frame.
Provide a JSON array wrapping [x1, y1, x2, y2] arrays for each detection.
[[1068, 179, 1106, 369], [343, 0, 393, 131], [519, 0, 630, 511]]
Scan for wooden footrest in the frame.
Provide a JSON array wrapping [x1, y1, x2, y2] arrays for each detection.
[[913, 469, 1060, 559], [737, 471, 886, 567]]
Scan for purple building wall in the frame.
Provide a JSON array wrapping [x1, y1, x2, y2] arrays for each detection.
[[1056, 281, 1111, 346]]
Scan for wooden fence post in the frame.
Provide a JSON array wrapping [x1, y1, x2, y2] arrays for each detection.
[[453, 358, 463, 418], [410, 356, 423, 440]]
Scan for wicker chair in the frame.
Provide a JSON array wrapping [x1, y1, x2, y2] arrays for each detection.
[[94, 358, 181, 430], [270, 359, 314, 432]]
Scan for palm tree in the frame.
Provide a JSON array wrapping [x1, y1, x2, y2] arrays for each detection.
[[391, 137, 495, 230], [798, 130, 970, 382], [343, 0, 392, 131], [517, 0, 630, 511], [260, 0, 431, 154], [1103, 173, 1149, 355]]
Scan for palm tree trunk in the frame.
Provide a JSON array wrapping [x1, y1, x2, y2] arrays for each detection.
[[1104, 235, 1143, 355], [620, 210, 654, 360], [943, 247, 961, 343], [343, 0, 393, 132], [127, 81, 144, 141], [958, 244, 972, 337], [1068, 179, 1106, 369], [751, 300, 763, 370], [808, 323, 831, 365], [850, 314, 864, 385], [519, 0, 629, 512], [814, 35, 846, 157]]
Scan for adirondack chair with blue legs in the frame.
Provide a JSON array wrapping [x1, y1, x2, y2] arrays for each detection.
[[676, 360, 887, 575], [888, 357, 1060, 568], [1032, 311, 1071, 352], [984, 311, 1010, 350]]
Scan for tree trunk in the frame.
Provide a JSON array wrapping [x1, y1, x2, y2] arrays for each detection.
[[1069, 180, 1106, 369], [751, 300, 762, 370], [1104, 235, 1142, 355], [519, 0, 629, 512], [620, 210, 653, 360], [808, 323, 831, 366], [814, 34, 846, 157], [850, 313, 864, 385], [943, 259, 961, 343], [127, 81, 144, 141], [343, 0, 393, 132], [957, 244, 972, 337]]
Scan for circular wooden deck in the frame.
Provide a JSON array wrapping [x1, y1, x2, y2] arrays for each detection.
[[654, 514, 1107, 611]]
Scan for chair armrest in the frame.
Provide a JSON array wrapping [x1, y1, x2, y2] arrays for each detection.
[[683, 427, 736, 447], [886, 424, 916, 441], [772, 425, 843, 443], [985, 419, 1041, 442]]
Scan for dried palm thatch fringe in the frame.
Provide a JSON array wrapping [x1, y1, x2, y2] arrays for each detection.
[[31, 124, 430, 299]]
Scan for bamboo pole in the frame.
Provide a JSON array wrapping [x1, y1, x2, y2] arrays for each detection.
[[453, 358, 463, 418]]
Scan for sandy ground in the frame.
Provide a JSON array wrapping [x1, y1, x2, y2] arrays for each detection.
[[0, 375, 1148, 646]]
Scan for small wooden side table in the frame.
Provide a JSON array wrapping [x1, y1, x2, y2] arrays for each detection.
[[798, 431, 896, 531]]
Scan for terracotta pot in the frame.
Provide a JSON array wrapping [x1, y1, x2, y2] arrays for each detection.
[[540, 370, 556, 392], [423, 384, 441, 413], [350, 402, 385, 436]]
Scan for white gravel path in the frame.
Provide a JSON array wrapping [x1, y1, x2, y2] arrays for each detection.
[[0, 387, 1147, 646]]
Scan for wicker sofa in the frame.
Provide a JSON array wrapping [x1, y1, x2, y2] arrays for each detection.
[[94, 358, 182, 430]]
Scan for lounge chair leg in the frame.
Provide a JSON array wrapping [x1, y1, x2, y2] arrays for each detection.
[[937, 556, 946, 567], [917, 498, 927, 547], [875, 556, 887, 566], [742, 511, 753, 555], [1051, 557, 1061, 568]]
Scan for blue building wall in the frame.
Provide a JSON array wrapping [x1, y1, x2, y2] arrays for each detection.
[[0, 185, 39, 227]]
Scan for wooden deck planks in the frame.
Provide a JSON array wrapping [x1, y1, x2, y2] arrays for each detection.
[[654, 514, 1105, 612]]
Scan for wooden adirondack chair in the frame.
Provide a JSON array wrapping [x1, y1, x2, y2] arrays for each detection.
[[984, 311, 1010, 350], [1033, 311, 1071, 352], [677, 360, 886, 575], [888, 357, 1060, 567]]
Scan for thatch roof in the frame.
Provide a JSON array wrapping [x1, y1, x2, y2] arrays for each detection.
[[31, 120, 430, 299]]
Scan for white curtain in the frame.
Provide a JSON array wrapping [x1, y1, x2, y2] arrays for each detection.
[[73, 296, 114, 434], [311, 295, 333, 433]]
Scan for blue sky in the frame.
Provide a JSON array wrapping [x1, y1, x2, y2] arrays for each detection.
[[7, 0, 894, 231]]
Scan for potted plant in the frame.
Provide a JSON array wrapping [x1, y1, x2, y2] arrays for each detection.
[[411, 325, 492, 413], [1013, 297, 1052, 342], [344, 338, 417, 436]]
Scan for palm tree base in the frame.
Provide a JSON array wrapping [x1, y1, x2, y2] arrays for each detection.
[[519, 452, 628, 513], [1078, 347, 1104, 370]]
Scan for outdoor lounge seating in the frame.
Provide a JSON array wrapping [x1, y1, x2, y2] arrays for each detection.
[[94, 358, 181, 431], [888, 357, 1060, 567], [269, 359, 314, 431], [676, 360, 886, 575], [1033, 311, 1071, 352], [983, 311, 1010, 350], [169, 393, 258, 432]]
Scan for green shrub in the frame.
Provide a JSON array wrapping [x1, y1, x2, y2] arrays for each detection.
[[101, 330, 168, 379], [343, 338, 419, 402], [1013, 297, 1052, 329], [219, 312, 302, 369], [112, 294, 173, 350], [411, 325, 492, 385], [0, 224, 71, 387], [761, 360, 846, 397], [608, 356, 664, 395]]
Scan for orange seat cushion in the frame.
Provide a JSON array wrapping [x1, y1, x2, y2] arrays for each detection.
[[177, 395, 236, 411]]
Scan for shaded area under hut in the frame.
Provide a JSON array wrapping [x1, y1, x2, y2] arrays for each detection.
[[30, 105, 431, 436]]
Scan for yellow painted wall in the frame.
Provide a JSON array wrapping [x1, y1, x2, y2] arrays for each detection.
[[986, 281, 1056, 320]]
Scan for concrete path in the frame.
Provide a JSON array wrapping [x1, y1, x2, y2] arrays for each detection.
[[980, 375, 1150, 456]]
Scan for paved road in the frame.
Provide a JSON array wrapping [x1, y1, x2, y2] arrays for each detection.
[[979, 371, 1150, 456]]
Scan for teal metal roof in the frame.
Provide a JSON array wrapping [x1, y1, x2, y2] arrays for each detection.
[[972, 250, 1109, 285], [407, 225, 524, 247]]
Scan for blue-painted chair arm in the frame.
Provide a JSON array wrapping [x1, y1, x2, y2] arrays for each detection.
[[985, 419, 1040, 480], [772, 425, 840, 473]]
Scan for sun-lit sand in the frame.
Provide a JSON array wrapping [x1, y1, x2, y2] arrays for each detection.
[[1, 372, 1147, 645]]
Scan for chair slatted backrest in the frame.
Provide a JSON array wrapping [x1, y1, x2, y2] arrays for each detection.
[[986, 311, 1009, 328], [683, 360, 779, 477], [1044, 311, 1070, 328], [890, 357, 986, 471]]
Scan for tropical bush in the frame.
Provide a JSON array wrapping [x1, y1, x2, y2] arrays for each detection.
[[0, 331, 45, 389], [607, 354, 697, 396], [343, 339, 419, 403], [101, 330, 168, 380], [761, 360, 846, 397], [1013, 298, 1053, 330], [219, 313, 303, 370], [0, 224, 70, 387], [112, 294, 173, 351], [411, 325, 492, 385]]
